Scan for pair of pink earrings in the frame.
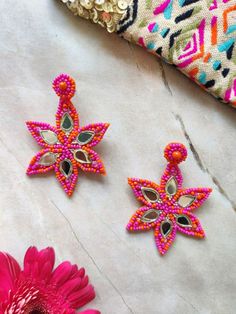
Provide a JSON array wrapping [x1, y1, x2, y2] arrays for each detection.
[[26, 74, 212, 255]]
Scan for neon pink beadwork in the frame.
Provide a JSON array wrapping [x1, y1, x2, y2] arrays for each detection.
[[26, 74, 110, 196], [126, 143, 212, 255], [53, 73, 76, 99]]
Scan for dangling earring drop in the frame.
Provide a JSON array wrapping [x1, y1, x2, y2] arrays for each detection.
[[26, 74, 110, 196], [126, 143, 212, 255]]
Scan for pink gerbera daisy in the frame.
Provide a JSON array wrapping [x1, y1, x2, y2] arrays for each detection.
[[0, 247, 100, 314]]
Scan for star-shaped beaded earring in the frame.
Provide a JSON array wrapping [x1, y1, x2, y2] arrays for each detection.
[[126, 143, 212, 255], [26, 74, 110, 196]]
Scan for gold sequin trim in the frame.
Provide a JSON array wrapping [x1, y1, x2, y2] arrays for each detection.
[[62, 0, 130, 33]]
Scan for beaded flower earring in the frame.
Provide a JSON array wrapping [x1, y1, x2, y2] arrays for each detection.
[[26, 74, 109, 196], [126, 143, 212, 255]]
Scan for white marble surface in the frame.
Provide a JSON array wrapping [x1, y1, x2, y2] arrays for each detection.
[[0, 1, 236, 313]]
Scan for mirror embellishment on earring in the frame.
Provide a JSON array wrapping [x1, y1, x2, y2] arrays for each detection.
[[126, 143, 212, 255], [26, 74, 110, 196]]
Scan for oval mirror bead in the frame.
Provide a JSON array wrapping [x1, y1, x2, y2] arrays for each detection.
[[178, 195, 196, 208], [161, 220, 172, 237], [61, 113, 73, 132], [73, 149, 91, 164], [77, 131, 95, 145], [141, 187, 160, 203], [176, 215, 192, 227], [166, 177, 178, 196], [40, 130, 58, 145], [38, 152, 57, 166], [60, 159, 72, 178], [140, 209, 160, 223]]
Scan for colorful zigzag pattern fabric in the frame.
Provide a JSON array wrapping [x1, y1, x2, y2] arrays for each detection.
[[119, 0, 236, 106], [63, 0, 236, 107]]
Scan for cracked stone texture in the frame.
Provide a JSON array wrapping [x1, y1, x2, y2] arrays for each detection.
[[0, 1, 236, 314]]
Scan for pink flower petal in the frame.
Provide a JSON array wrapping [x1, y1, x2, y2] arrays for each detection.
[[54, 156, 79, 197], [23, 247, 55, 282], [154, 215, 177, 255], [0, 252, 21, 303], [176, 212, 205, 238], [128, 178, 161, 208], [160, 163, 183, 191], [68, 284, 96, 309], [26, 148, 60, 175], [56, 98, 79, 143], [126, 206, 159, 231], [76, 148, 106, 175], [175, 188, 212, 211], [51, 261, 75, 287], [58, 277, 83, 297], [78, 123, 110, 148], [51, 261, 96, 310], [26, 121, 58, 148]]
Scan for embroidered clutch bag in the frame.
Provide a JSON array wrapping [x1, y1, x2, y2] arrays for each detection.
[[61, 0, 236, 108]]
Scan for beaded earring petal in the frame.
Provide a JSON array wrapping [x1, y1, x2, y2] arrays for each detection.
[[126, 143, 212, 255], [26, 74, 110, 196]]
